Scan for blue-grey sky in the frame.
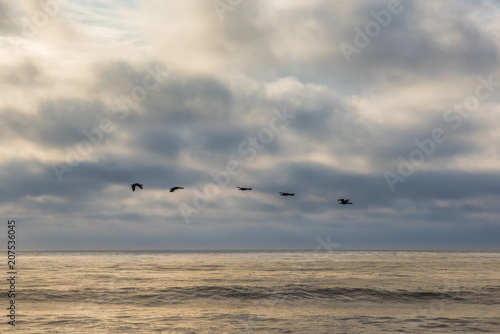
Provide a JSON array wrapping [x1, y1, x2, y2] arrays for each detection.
[[1, 0, 500, 250]]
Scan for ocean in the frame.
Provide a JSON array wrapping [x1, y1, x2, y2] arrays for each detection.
[[5, 251, 500, 333]]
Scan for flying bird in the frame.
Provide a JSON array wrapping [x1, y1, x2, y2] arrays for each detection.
[[237, 187, 252, 191], [279, 192, 295, 196], [337, 198, 353, 205], [169, 187, 184, 192], [131, 183, 143, 192]]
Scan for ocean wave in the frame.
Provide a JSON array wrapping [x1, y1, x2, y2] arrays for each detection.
[[18, 284, 500, 306]]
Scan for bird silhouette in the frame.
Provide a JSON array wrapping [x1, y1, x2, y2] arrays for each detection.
[[169, 187, 184, 192], [279, 192, 295, 196], [131, 183, 143, 192], [237, 187, 252, 191], [337, 198, 352, 205]]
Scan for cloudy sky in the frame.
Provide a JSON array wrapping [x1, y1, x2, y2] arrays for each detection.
[[1, 0, 500, 250]]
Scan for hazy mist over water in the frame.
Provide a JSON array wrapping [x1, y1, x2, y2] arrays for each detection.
[[6, 250, 500, 333]]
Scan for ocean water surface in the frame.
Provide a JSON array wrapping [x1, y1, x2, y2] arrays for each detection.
[[6, 251, 500, 333]]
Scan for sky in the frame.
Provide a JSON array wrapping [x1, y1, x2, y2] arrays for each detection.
[[1, 0, 500, 251]]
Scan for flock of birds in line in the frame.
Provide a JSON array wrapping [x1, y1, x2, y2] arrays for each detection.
[[130, 183, 354, 205]]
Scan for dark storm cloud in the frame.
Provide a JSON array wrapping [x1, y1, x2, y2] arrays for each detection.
[[139, 72, 233, 125], [0, 158, 101, 204], [0, 147, 204, 209], [289, 106, 374, 157], [393, 170, 500, 201], [373, 111, 488, 166], [135, 127, 183, 157], [240, 160, 500, 219], [130, 124, 259, 158], [290, 165, 387, 203], [197, 128, 250, 153], [342, 1, 498, 74], [269, 0, 499, 90], [1, 99, 111, 148], [91, 60, 233, 128], [65, 153, 205, 191], [106, 65, 290, 159], [291, 108, 335, 138], [0, 160, 53, 203]]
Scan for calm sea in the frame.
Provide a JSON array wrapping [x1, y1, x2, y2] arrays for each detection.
[[4, 251, 500, 333]]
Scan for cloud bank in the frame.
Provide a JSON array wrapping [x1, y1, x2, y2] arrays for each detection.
[[1, 0, 499, 250]]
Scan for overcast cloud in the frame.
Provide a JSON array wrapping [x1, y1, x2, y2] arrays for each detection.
[[1, 0, 499, 250]]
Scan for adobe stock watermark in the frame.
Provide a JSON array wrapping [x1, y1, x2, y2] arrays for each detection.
[[52, 64, 169, 182], [7, 0, 68, 55], [385, 73, 500, 192], [339, 0, 403, 64], [314, 235, 341, 253], [212, 0, 244, 21], [178, 106, 295, 223]]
